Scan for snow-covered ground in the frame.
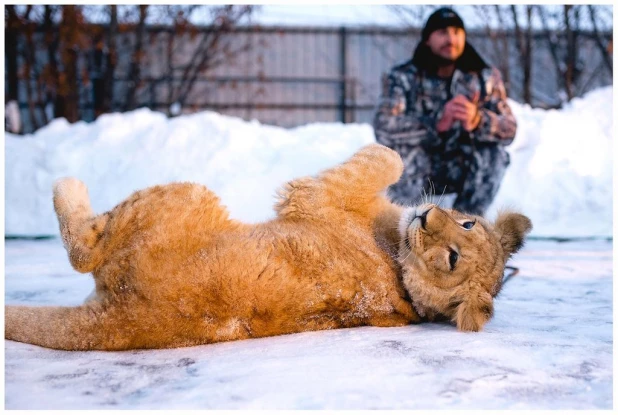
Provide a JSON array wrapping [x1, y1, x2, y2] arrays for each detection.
[[4, 86, 613, 238], [4, 238, 612, 409]]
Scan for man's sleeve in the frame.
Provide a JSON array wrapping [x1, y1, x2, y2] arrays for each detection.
[[372, 70, 442, 148], [473, 68, 518, 146]]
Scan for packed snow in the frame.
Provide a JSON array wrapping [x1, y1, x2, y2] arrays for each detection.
[[4, 238, 612, 409], [4, 86, 613, 238]]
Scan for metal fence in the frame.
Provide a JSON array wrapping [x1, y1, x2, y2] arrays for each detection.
[[10, 25, 613, 133]]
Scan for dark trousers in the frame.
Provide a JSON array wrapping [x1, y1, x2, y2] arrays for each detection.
[[388, 144, 510, 216]]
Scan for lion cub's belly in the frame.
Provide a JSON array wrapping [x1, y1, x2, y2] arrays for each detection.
[[178, 230, 400, 342], [93, 218, 402, 346]]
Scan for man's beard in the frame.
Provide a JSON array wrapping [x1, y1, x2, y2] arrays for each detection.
[[433, 53, 457, 67]]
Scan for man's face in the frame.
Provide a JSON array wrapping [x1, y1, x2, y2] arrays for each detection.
[[425, 26, 465, 63]]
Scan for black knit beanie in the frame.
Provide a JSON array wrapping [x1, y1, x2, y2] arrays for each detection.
[[421, 7, 465, 41]]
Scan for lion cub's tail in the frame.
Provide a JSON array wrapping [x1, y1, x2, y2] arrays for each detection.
[[5, 304, 125, 350], [53, 177, 109, 273]]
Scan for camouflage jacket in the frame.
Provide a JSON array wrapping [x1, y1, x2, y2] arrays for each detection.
[[373, 55, 517, 159]]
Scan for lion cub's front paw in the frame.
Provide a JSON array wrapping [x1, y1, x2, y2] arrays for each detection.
[[358, 144, 404, 186]]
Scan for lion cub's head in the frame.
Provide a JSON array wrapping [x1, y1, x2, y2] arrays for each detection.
[[398, 203, 532, 332]]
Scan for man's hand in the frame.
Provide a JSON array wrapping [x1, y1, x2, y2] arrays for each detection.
[[437, 92, 482, 133], [390, 99, 405, 116], [452, 92, 482, 131], [436, 98, 457, 132]]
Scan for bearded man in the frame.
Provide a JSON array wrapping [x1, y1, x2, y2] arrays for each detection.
[[373, 7, 517, 215]]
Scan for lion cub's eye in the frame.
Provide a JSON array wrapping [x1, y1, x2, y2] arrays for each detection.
[[462, 221, 475, 230], [448, 249, 459, 270]]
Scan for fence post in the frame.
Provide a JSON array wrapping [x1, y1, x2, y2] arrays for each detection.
[[149, 80, 156, 110], [339, 26, 347, 123], [348, 78, 356, 123]]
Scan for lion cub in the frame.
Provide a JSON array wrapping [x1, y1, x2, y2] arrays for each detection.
[[5, 144, 531, 350], [376, 201, 531, 331]]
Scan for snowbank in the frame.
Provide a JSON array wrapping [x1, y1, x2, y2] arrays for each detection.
[[488, 87, 613, 238], [4, 86, 612, 238]]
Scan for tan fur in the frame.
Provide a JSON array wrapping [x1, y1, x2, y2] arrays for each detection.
[[394, 204, 532, 332], [4, 144, 532, 350]]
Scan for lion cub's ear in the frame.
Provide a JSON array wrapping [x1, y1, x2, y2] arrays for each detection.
[[453, 291, 494, 332], [493, 211, 533, 258]]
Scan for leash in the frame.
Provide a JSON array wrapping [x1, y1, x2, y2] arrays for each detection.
[[502, 265, 519, 285]]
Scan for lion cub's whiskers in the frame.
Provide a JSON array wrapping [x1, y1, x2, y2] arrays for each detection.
[[428, 180, 436, 204], [436, 185, 448, 208]]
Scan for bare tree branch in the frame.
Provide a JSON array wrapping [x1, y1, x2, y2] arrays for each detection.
[[22, 5, 40, 129], [536, 5, 563, 94], [5, 6, 20, 105], [102, 5, 117, 114], [474, 6, 510, 92], [510, 5, 532, 104], [167, 5, 254, 112], [124, 5, 148, 111], [587, 5, 613, 73], [387, 5, 430, 27], [493, 6, 511, 89]]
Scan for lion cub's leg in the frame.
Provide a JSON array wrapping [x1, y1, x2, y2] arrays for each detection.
[[318, 144, 405, 221], [276, 144, 404, 219], [53, 177, 109, 273], [319, 144, 404, 206], [368, 294, 421, 327]]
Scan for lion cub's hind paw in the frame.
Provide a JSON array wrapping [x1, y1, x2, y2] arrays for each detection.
[[53, 177, 90, 216]]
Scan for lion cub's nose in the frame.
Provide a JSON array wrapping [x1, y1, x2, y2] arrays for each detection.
[[417, 206, 433, 229]]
